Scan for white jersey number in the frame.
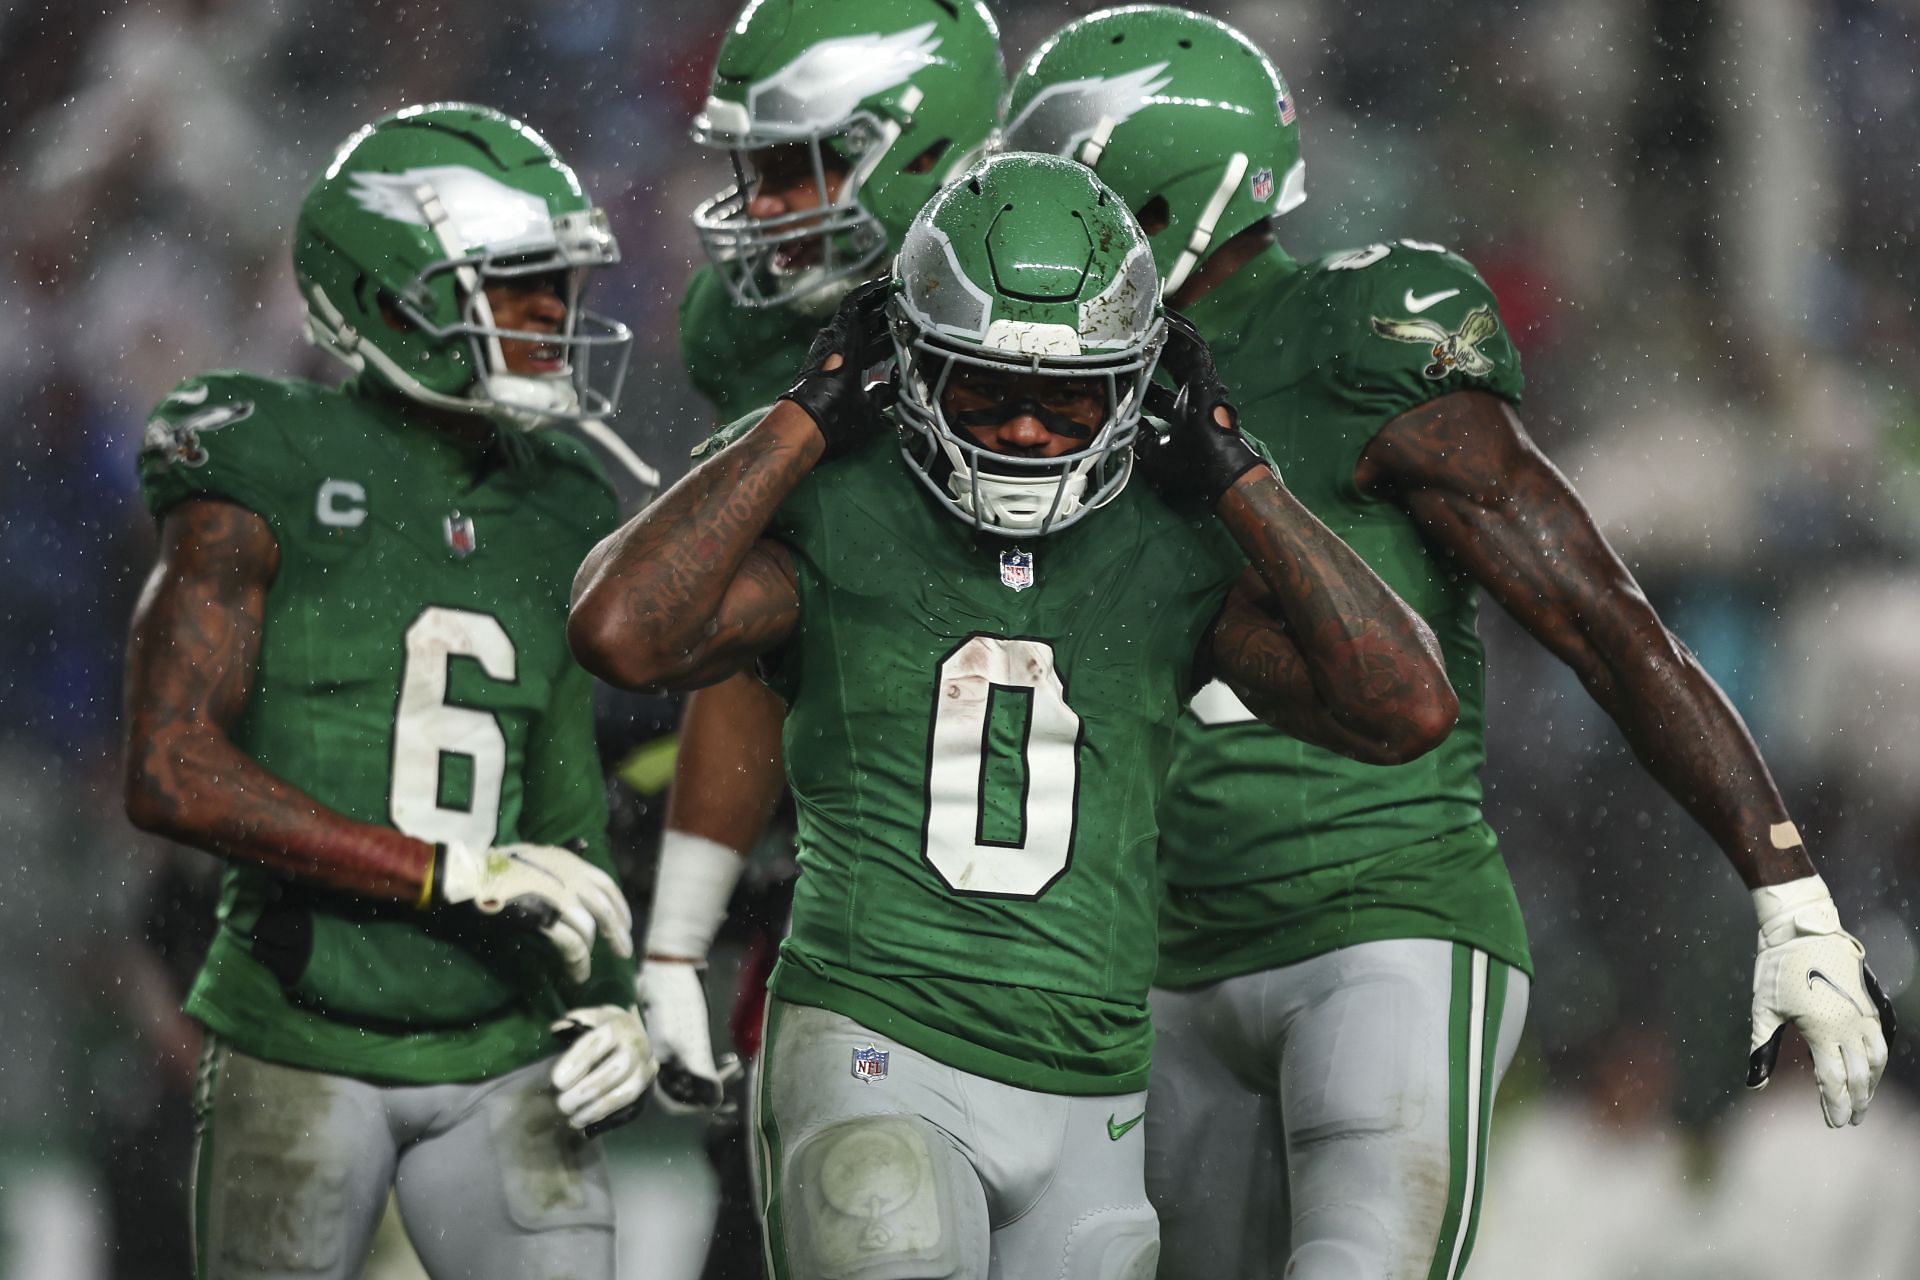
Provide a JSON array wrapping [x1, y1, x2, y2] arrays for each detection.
[[923, 636, 1081, 898], [390, 606, 516, 849]]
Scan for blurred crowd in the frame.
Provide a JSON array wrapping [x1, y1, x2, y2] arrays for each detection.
[[3, 0, 1917, 1275]]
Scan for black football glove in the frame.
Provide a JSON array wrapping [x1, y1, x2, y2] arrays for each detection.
[[1135, 309, 1266, 507], [778, 278, 897, 458]]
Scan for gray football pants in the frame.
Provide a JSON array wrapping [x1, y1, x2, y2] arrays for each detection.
[[191, 1037, 615, 1279], [752, 998, 1160, 1280], [1147, 939, 1528, 1280]]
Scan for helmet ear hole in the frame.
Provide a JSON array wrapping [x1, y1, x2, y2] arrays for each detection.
[[904, 138, 952, 175], [1135, 196, 1171, 237]]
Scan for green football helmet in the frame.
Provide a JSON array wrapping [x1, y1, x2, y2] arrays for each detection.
[[294, 102, 632, 430], [1001, 6, 1305, 296], [691, 0, 1004, 312], [889, 152, 1163, 537]]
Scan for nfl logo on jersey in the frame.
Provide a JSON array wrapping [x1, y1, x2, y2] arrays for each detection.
[[851, 1045, 889, 1083], [999, 548, 1035, 592], [444, 512, 477, 558]]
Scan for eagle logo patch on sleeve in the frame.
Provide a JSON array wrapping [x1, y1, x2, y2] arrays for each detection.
[[1369, 305, 1500, 380], [140, 400, 256, 469]]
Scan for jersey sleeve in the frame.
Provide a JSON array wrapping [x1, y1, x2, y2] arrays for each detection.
[[1322, 243, 1524, 425], [137, 372, 305, 534]]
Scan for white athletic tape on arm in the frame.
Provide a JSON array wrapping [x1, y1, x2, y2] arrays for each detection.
[[1768, 821, 1804, 851], [644, 830, 747, 961]]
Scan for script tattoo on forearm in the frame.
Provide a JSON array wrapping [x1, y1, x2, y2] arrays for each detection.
[[1212, 471, 1453, 759], [570, 410, 813, 690]]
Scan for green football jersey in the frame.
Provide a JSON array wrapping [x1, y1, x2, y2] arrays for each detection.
[[679, 264, 820, 421], [138, 372, 634, 1084], [757, 435, 1246, 1096], [1156, 240, 1533, 988]]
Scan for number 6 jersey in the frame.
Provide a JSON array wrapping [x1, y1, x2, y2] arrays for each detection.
[[755, 432, 1246, 1096], [138, 371, 634, 1084]]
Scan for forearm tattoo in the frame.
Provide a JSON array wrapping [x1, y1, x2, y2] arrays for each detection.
[[124, 500, 430, 901]]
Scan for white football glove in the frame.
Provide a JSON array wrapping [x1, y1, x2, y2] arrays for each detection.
[[1746, 876, 1896, 1127], [429, 841, 634, 985], [641, 960, 741, 1115], [640, 830, 748, 1114], [550, 1005, 656, 1136]]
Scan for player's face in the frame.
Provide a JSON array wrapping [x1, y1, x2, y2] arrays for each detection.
[[744, 142, 851, 273], [940, 365, 1109, 459], [483, 271, 571, 377]]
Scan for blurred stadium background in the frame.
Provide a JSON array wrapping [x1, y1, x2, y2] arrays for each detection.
[[3, 0, 1918, 1275]]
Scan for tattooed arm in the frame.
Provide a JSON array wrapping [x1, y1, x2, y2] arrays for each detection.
[[1359, 389, 1813, 887], [122, 498, 434, 901], [568, 401, 817, 693], [1203, 469, 1458, 764]]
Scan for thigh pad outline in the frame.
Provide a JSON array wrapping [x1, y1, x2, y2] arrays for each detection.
[[783, 1114, 986, 1280], [1061, 1203, 1159, 1280]]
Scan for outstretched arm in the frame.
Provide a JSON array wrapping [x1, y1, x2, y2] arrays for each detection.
[[123, 498, 433, 901], [1361, 389, 1893, 1126], [1361, 390, 1806, 887]]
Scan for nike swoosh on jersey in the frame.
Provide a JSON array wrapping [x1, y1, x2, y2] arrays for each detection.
[[1807, 969, 1867, 1016], [1107, 1111, 1146, 1141], [1404, 288, 1461, 313]]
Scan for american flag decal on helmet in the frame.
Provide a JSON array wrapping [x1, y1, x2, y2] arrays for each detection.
[[1277, 89, 1296, 125]]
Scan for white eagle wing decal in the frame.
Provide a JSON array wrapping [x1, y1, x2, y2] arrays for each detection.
[[348, 166, 554, 254], [1002, 63, 1174, 157], [748, 23, 944, 131]]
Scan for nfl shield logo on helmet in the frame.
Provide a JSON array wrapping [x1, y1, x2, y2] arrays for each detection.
[[1250, 168, 1275, 203], [851, 1045, 889, 1084], [445, 512, 477, 558], [1277, 89, 1296, 125], [999, 548, 1035, 592]]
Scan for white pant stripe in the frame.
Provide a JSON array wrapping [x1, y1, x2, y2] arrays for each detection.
[[1443, 948, 1490, 1280]]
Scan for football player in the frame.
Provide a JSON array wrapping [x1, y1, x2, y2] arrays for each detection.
[[644, 0, 1006, 1124], [122, 104, 655, 1280], [1002, 10, 1898, 1280], [570, 152, 1457, 1280]]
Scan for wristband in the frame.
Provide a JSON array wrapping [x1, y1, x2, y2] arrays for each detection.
[[644, 830, 748, 961]]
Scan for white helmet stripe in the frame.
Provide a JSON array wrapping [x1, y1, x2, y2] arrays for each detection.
[[1165, 152, 1248, 296]]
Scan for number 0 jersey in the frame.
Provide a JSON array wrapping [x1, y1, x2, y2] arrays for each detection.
[[1156, 241, 1532, 989], [137, 372, 633, 1084], [754, 433, 1246, 1095]]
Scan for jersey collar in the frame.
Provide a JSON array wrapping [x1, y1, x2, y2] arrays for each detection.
[[1180, 244, 1300, 350]]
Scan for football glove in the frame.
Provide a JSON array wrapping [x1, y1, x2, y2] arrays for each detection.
[[640, 830, 748, 1115], [427, 841, 633, 985], [1136, 309, 1265, 507], [550, 1005, 656, 1137], [778, 277, 896, 458], [641, 959, 743, 1115], [1746, 876, 1895, 1127]]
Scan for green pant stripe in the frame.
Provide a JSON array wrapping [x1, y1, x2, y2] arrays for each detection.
[[1455, 961, 1510, 1275], [1426, 945, 1487, 1280], [755, 1000, 792, 1280], [191, 1035, 221, 1280]]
